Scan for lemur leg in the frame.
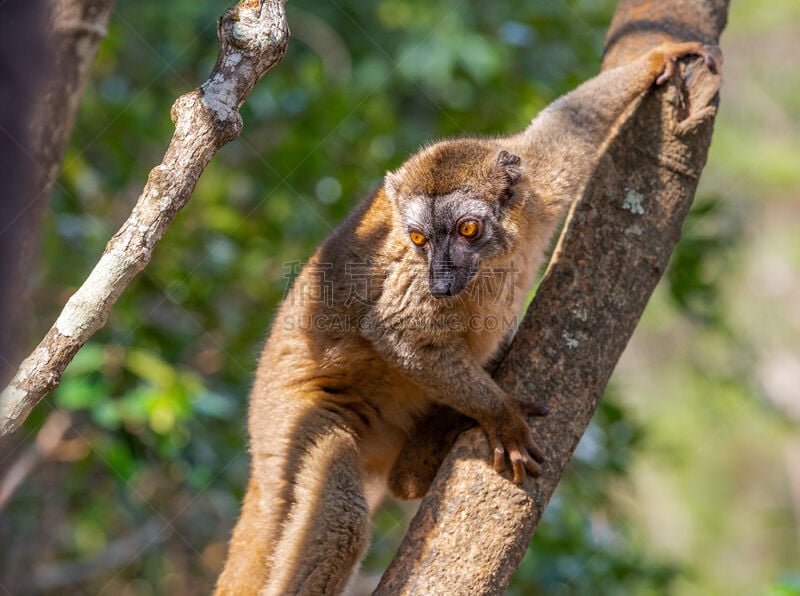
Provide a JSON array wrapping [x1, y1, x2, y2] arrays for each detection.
[[261, 409, 370, 596], [388, 405, 473, 500], [216, 406, 369, 595]]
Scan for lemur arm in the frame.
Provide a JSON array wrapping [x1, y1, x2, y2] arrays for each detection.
[[512, 42, 719, 210], [366, 322, 545, 485]]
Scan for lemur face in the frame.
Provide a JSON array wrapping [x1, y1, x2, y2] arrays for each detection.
[[396, 191, 513, 299], [384, 140, 522, 299]]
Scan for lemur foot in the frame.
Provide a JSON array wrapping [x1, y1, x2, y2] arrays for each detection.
[[655, 42, 722, 86]]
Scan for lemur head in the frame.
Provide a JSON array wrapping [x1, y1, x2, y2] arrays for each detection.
[[384, 138, 524, 299]]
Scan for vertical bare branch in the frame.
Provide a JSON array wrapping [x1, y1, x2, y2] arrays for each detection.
[[0, 0, 290, 437], [376, 1, 729, 592], [1, 0, 115, 380], [0, 0, 51, 381]]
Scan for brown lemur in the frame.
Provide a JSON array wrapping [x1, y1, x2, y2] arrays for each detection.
[[216, 42, 719, 595]]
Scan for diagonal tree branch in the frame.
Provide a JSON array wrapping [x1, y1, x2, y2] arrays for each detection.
[[0, 0, 290, 437], [376, 1, 728, 592]]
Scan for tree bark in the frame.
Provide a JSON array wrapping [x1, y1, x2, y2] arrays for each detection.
[[0, 0, 51, 384], [1, 0, 115, 383], [376, 1, 728, 593], [0, 0, 290, 437]]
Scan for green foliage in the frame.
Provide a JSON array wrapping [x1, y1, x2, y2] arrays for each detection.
[[665, 195, 743, 327], [769, 575, 800, 596]]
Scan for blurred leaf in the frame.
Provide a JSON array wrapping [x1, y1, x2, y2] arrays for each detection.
[[56, 377, 109, 410], [666, 195, 742, 326], [769, 575, 800, 596], [194, 390, 237, 419], [126, 348, 177, 388], [62, 342, 105, 377], [95, 435, 138, 482]]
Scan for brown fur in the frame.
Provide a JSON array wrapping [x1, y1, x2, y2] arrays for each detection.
[[215, 42, 718, 594]]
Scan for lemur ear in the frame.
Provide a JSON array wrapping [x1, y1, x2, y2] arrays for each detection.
[[496, 150, 522, 184], [384, 170, 402, 201], [495, 150, 522, 203]]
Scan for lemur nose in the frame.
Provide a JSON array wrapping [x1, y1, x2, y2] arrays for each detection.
[[429, 279, 453, 298]]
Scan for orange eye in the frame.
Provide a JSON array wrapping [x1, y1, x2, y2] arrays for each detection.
[[410, 231, 426, 246], [458, 219, 480, 238]]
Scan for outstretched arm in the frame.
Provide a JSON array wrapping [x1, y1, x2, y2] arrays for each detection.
[[512, 42, 719, 206]]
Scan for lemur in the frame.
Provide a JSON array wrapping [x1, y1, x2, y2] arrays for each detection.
[[216, 42, 719, 595]]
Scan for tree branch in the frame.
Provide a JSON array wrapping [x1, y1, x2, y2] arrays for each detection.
[[0, 0, 290, 437], [376, 1, 728, 592], [0, 0, 51, 382]]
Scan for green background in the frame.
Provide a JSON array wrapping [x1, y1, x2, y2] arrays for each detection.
[[2, 0, 799, 594]]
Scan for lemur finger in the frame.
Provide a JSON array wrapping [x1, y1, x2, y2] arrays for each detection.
[[524, 455, 541, 477], [520, 400, 549, 417], [525, 434, 546, 463], [656, 60, 676, 86], [491, 440, 506, 474], [509, 449, 526, 484], [701, 44, 722, 73], [658, 42, 721, 86]]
